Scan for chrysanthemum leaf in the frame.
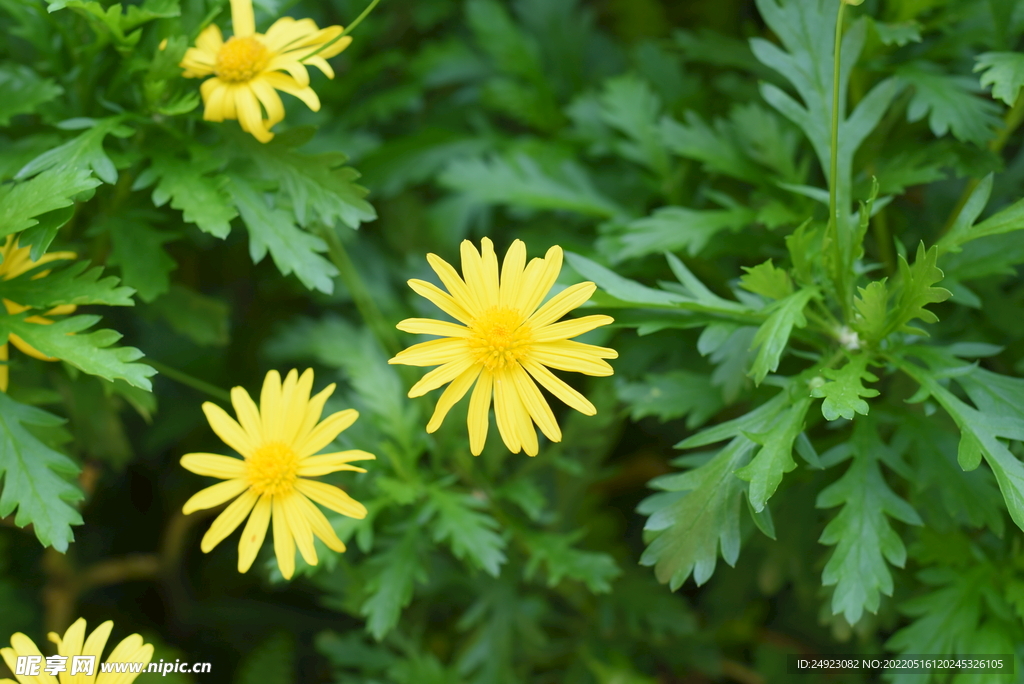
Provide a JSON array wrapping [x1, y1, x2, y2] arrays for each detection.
[[735, 396, 811, 511], [975, 51, 1024, 106], [899, 63, 1002, 145], [522, 530, 620, 593], [0, 313, 156, 390], [360, 529, 427, 641], [617, 370, 723, 429], [0, 260, 135, 308], [146, 284, 230, 347], [426, 488, 507, 577], [747, 286, 816, 385], [0, 391, 83, 552], [739, 258, 794, 300], [99, 216, 176, 303], [889, 242, 951, 336], [227, 175, 338, 295], [811, 354, 880, 421], [0, 165, 99, 238], [597, 74, 669, 175], [0, 65, 62, 127], [134, 154, 237, 239], [606, 205, 756, 261], [16, 117, 133, 185]]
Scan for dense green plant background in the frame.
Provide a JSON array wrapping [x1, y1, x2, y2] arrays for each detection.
[[2, 0, 1024, 681]]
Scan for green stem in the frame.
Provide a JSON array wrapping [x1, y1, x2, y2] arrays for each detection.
[[872, 204, 896, 274], [299, 0, 383, 61], [144, 359, 232, 403], [827, 1, 851, 323], [319, 225, 401, 357]]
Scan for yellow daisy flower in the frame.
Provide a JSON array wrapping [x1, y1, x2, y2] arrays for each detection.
[[389, 238, 618, 457], [179, 0, 352, 142], [180, 368, 374, 580], [0, 617, 153, 684], [0, 235, 77, 392]]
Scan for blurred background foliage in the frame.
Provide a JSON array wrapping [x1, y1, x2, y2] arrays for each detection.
[[2, 0, 1024, 682]]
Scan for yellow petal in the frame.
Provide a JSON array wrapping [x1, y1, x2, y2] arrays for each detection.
[[467, 370, 493, 455], [405, 279, 474, 324], [235, 85, 272, 142], [230, 387, 263, 444], [272, 495, 296, 579], [457, 240, 489, 311], [281, 494, 317, 566], [521, 359, 596, 415], [237, 494, 272, 573], [492, 369, 521, 454], [427, 252, 481, 317], [297, 450, 375, 477], [293, 383, 335, 448], [478, 237, 500, 306], [528, 282, 598, 328], [200, 489, 258, 552], [295, 493, 346, 552], [395, 318, 471, 338], [263, 72, 320, 111], [265, 54, 311, 87], [51, 617, 86, 661], [389, 338, 466, 367], [9, 332, 56, 361], [531, 314, 614, 343], [202, 401, 255, 457], [180, 453, 246, 479], [517, 245, 563, 316], [280, 368, 314, 446], [512, 380, 538, 456], [407, 356, 475, 398], [96, 634, 153, 684], [531, 342, 615, 376], [295, 408, 358, 458], [426, 363, 481, 433], [294, 479, 367, 518], [250, 76, 286, 126], [230, 0, 255, 37], [196, 23, 223, 53], [498, 239, 526, 308], [259, 370, 283, 441], [81, 620, 115, 674], [304, 55, 334, 78], [0, 343, 8, 393], [510, 363, 561, 443], [182, 478, 248, 515]]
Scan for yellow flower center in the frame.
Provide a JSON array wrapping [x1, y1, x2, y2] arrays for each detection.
[[468, 306, 532, 371], [246, 441, 299, 496], [215, 36, 269, 83]]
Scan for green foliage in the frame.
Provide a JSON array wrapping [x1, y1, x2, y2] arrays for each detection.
[[0, 166, 100, 237], [975, 52, 1024, 106], [747, 287, 816, 385], [811, 353, 880, 421]]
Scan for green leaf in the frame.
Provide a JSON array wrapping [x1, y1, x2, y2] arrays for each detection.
[[852, 279, 889, 342], [870, 19, 922, 46], [227, 175, 339, 294], [135, 155, 237, 239], [748, 287, 816, 385], [440, 154, 626, 219], [0, 65, 62, 126], [245, 133, 376, 230], [739, 259, 794, 300], [17, 118, 134, 184], [735, 397, 811, 511], [522, 530, 621, 593], [660, 111, 763, 183], [0, 166, 99, 238], [426, 488, 507, 577], [899, 64, 1001, 145], [617, 370, 723, 428], [0, 260, 135, 309], [607, 205, 755, 260], [817, 421, 922, 625], [47, 0, 178, 46], [811, 353, 880, 421], [103, 217, 176, 303], [889, 242, 951, 336], [939, 175, 1024, 255], [360, 528, 427, 640], [975, 52, 1024, 106], [598, 74, 669, 175], [146, 284, 229, 347], [0, 313, 155, 390], [697, 323, 757, 403], [0, 391, 83, 551], [639, 436, 752, 589]]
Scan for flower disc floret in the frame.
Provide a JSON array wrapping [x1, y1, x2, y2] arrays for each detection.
[[246, 441, 299, 495], [390, 238, 618, 457], [215, 36, 269, 82]]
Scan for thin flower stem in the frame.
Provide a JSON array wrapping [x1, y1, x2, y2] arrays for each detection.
[[827, 0, 851, 323], [299, 0, 383, 62], [319, 225, 401, 357], [144, 358, 232, 403]]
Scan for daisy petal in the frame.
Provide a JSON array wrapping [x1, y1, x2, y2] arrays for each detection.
[[458, 240, 488, 310], [406, 279, 474, 324], [182, 478, 248, 515], [532, 314, 614, 343], [282, 494, 317, 566], [427, 252, 481, 316], [202, 401, 255, 457], [272, 495, 296, 579], [295, 479, 367, 518], [517, 245, 563, 316], [389, 338, 466, 367], [408, 356, 475, 398], [467, 370, 493, 455], [200, 490, 258, 552], [512, 381, 538, 456], [522, 359, 596, 416], [294, 383, 336, 448], [81, 620, 115, 668], [235, 85, 272, 142], [180, 453, 246, 479], [260, 370, 283, 441], [230, 0, 255, 37], [528, 282, 598, 328], [230, 387, 263, 444], [396, 318, 471, 338], [281, 368, 314, 446], [238, 494, 272, 573], [263, 72, 321, 110], [531, 342, 616, 376], [295, 408, 358, 458], [478, 237, 500, 305], [426, 364, 481, 433], [195, 23, 223, 53], [498, 239, 526, 307], [493, 369, 522, 454], [297, 450, 376, 477], [250, 76, 286, 126], [510, 364, 561, 443], [295, 493, 346, 552]]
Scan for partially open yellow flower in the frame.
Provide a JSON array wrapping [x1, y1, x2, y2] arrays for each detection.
[[180, 369, 374, 580], [389, 238, 618, 457], [180, 0, 352, 142], [0, 617, 153, 684], [0, 235, 77, 392]]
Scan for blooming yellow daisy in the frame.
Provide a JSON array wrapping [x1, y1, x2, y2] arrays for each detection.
[[180, 0, 352, 142], [180, 368, 374, 580], [0, 617, 153, 684], [389, 238, 618, 457], [0, 235, 77, 392]]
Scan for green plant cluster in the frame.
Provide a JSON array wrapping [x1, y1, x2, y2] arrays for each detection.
[[1, 0, 1024, 681]]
